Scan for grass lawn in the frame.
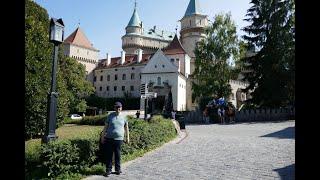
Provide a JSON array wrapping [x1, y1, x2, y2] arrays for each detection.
[[25, 125, 104, 161]]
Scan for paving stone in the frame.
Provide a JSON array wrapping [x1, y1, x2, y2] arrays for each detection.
[[84, 121, 295, 180]]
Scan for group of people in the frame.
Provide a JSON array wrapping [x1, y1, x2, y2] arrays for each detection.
[[203, 97, 236, 124]]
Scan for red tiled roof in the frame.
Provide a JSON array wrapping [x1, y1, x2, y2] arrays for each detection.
[[163, 34, 187, 55], [64, 27, 97, 50], [96, 54, 154, 70]]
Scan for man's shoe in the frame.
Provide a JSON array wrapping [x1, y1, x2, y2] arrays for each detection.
[[103, 171, 112, 177], [115, 170, 122, 175]]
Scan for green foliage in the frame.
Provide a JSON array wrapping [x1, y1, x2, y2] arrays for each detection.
[[25, 0, 95, 140], [66, 113, 108, 126], [26, 116, 177, 179], [40, 141, 81, 177], [192, 13, 239, 101], [241, 0, 295, 108], [85, 95, 140, 110]]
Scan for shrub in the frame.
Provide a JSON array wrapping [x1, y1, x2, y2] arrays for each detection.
[[65, 113, 108, 126], [26, 115, 177, 179]]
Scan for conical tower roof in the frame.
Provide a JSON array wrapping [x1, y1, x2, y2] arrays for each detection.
[[127, 4, 141, 27], [163, 34, 187, 54], [184, 0, 202, 17]]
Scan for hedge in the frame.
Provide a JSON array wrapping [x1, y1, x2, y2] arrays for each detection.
[[25, 115, 177, 179], [65, 113, 108, 126]]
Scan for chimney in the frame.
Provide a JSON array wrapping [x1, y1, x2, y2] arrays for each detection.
[[137, 49, 143, 63], [121, 51, 126, 65], [106, 53, 111, 66]]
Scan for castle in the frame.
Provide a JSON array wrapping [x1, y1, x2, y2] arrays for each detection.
[[63, 0, 249, 111]]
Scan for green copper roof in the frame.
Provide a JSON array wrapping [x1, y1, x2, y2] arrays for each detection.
[[127, 7, 141, 27], [184, 0, 202, 17], [125, 27, 175, 41]]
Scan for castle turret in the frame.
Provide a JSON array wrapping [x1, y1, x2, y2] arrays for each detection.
[[180, 0, 209, 111], [125, 2, 142, 34], [180, 0, 208, 62], [122, 1, 174, 55]]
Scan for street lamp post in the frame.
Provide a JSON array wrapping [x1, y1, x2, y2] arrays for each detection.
[[42, 18, 65, 143]]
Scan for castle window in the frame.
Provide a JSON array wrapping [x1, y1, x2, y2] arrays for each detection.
[[200, 20, 202, 25], [157, 77, 161, 85], [94, 76, 97, 82], [190, 20, 191, 26], [131, 73, 135, 80], [107, 75, 110, 81], [115, 69, 118, 71], [122, 86, 125, 91], [115, 74, 118, 80], [130, 86, 134, 91], [106, 86, 109, 91], [140, 74, 141, 79], [87, 51, 89, 55], [77, 49, 79, 53], [122, 74, 126, 80], [171, 58, 174, 62], [99, 86, 102, 91], [155, 65, 157, 68], [100, 76, 103, 81], [132, 67, 135, 70], [162, 65, 165, 68], [114, 86, 117, 91]]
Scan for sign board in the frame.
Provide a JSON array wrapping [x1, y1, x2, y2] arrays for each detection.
[[145, 92, 157, 98], [140, 83, 148, 95], [140, 92, 157, 99]]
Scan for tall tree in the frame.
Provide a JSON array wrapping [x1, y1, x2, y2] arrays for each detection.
[[25, 0, 94, 139], [192, 13, 239, 101], [241, 0, 295, 108]]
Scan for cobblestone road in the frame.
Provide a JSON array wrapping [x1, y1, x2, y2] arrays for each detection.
[[85, 120, 295, 180]]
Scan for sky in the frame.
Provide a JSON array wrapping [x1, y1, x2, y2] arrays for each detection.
[[35, 0, 252, 59]]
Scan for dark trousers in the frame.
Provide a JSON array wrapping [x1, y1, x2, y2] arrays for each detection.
[[104, 138, 123, 172]]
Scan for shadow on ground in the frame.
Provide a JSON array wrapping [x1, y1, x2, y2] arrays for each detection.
[[274, 164, 295, 180], [260, 126, 295, 139]]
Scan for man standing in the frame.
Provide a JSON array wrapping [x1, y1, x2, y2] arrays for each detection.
[[101, 102, 130, 177]]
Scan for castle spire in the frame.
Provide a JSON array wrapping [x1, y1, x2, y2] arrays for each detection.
[[127, 0, 141, 27], [184, 0, 202, 17]]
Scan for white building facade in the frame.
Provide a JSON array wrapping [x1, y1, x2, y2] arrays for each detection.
[[91, 0, 249, 111]]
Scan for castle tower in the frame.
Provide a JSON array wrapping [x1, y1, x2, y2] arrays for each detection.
[[122, 2, 143, 55], [122, 1, 174, 55], [63, 27, 99, 83], [180, 0, 209, 110], [180, 0, 208, 74]]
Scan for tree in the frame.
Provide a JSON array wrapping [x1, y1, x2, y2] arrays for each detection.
[[241, 0, 295, 108], [192, 13, 239, 101], [25, 0, 94, 139]]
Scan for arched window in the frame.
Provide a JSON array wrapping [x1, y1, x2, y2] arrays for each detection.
[[157, 77, 161, 85]]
